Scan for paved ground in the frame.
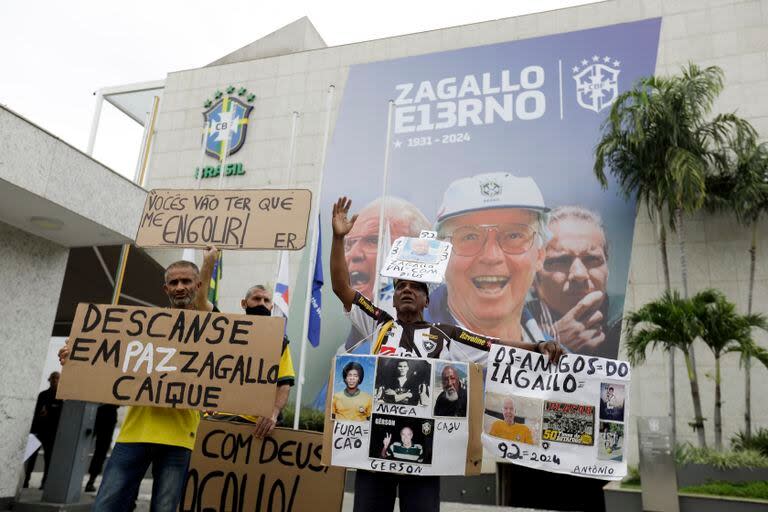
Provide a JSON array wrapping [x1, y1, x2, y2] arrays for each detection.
[[21, 472, 554, 511]]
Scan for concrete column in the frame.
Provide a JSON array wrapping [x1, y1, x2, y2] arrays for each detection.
[[0, 221, 68, 501]]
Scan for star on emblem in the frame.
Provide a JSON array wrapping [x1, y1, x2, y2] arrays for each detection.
[[592, 55, 600, 62], [603, 56, 611, 62], [572, 66, 579, 72], [394, 139, 402, 148], [581, 59, 588, 65], [613, 60, 621, 67]]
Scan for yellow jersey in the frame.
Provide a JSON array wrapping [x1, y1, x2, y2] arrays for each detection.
[[489, 420, 534, 445], [117, 406, 200, 450], [332, 389, 373, 422]]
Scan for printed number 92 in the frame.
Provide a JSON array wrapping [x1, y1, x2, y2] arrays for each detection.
[[498, 442, 521, 460]]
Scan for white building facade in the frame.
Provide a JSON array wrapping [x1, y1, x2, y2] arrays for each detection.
[[141, 0, 768, 466]]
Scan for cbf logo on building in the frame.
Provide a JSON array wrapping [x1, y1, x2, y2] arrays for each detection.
[[572, 56, 621, 113], [195, 86, 255, 179]]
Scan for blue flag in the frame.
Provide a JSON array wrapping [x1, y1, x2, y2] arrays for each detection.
[[308, 220, 323, 347]]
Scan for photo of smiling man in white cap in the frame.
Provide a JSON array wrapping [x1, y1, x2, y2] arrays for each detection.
[[429, 172, 550, 344]]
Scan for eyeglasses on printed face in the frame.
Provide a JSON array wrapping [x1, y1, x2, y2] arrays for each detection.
[[344, 235, 378, 254], [440, 223, 537, 256]]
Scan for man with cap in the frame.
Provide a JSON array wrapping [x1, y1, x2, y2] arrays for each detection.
[[330, 196, 563, 512], [429, 172, 551, 344]]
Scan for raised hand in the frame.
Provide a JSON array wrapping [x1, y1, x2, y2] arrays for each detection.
[[382, 432, 392, 450], [58, 343, 70, 366], [203, 245, 219, 265], [332, 197, 358, 238], [554, 290, 606, 353]]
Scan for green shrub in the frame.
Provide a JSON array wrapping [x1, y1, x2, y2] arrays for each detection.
[[731, 428, 768, 457], [281, 405, 326, 432], [622, 466, 641, 487], [680, 481, 768, 500], [675, 443, 768, 469]]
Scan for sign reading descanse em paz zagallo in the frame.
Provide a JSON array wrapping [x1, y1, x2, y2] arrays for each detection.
[[181, 421, 346, 512], [482, 346, 631, 480], [57, 304, 284, 417], [380, 237, 452, 284], [322, 354, 484, 476], [135, 188, 312, 250]]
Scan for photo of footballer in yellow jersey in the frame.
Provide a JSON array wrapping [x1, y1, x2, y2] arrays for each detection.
[[332, 357, 374, 422]]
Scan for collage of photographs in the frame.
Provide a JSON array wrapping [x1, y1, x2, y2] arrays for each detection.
[[331, 355, 470, 466], [483, 381, 626, 462]]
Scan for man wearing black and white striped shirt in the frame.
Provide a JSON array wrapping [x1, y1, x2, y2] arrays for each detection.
[[330, 196, 563, 512]]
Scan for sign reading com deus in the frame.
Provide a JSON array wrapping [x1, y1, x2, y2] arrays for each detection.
[[482, 346, 631, 480], [181, 420, 346, 512], [323, 354, 485, 476], [57, 304, 285, 418]]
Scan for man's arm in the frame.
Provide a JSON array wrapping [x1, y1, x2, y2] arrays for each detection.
[[253, 383, 290, 438], [330, 197, 358, 311], [443, 323, 563, 363], [195, 246, 218, 312]]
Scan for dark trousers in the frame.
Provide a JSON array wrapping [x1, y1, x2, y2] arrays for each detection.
[[88, 425, 115, 479], [93, 442, 191, 512], [24, 437, 55, 488], [497, 463, 607, 512], [353, 470, 440, 512]]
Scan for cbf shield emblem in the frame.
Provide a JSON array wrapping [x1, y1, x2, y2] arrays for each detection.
[[573, 57, 621, 113], [202, 96, 253, 159]]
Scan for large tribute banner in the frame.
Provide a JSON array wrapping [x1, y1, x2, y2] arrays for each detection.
[[180, 420, 345, 512], [322, 354, 484, 476], [300, 19, 661, 412], [482, 345, 631, 480], [58, 304, 284, 417], [136, 188, 312, 250]]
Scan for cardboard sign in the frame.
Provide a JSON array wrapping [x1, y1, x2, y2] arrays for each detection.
[[322, 354, 483, 476], [135, 188, 312, 250], [180, 420, 345, 512], [482, 346, 631, 480], [58, 304, 284, 417], [380, 237, 452, 284]]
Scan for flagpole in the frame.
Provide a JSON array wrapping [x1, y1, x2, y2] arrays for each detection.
[[273, 111, 301, 288], [196, 120, 212, 189], [373, 100, 395, 308], [293, 85, 335, 430], [216, 97, 233, 190]]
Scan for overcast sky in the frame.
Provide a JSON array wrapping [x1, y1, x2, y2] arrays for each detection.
[[2, 0, 599, 179]]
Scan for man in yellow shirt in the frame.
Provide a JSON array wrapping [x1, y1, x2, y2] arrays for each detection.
[[59, 260, 207, 512], [332, 361, 372, 421], [205, 283, 295, 435], [489, 398, 534, 445]]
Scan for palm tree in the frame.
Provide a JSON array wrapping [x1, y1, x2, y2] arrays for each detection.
[[624, 290, 707, 447], [595, 63, 753, 447], [705, 132, 768, 439], [693, 289, 768, 450]]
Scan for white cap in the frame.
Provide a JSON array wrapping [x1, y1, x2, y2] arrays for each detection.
[[436, 172, 549, 228]]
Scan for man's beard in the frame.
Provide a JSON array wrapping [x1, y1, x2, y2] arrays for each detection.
[[444, 388, 459, 401], [170, 294, 194, 307]]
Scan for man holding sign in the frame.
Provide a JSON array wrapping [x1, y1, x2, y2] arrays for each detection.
[[330, 197, 563, 512], [198, 246, 296, 437], [59, 260, 207, 512]]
